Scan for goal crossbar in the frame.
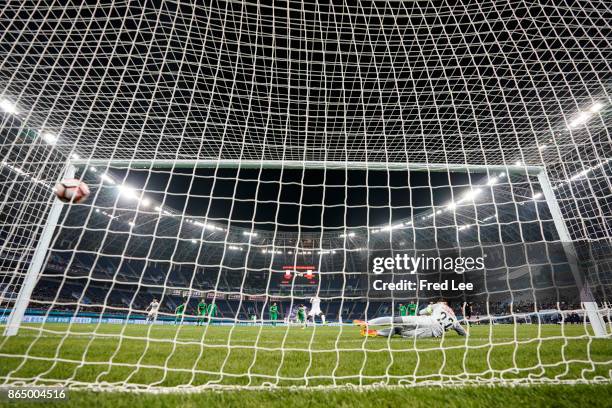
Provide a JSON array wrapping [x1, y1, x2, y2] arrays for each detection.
[[69, 159, 544, 174]]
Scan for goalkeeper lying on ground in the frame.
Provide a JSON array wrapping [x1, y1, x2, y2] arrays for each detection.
[[355, 301, 466, 338]]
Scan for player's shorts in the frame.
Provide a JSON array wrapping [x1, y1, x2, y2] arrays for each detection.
[[148, 311, 158, 318], [308, 308, 322, 316]]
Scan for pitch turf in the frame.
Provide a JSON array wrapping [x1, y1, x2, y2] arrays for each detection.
[[0, 323, 610, 401]]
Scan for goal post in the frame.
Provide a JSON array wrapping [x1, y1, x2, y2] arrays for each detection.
[[3, 164, 75, 337], [536, 170, 607, 338]]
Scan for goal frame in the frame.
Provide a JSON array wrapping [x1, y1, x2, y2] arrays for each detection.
[[3, 159, 607, 337]]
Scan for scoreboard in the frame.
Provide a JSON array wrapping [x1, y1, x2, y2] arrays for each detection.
[[281, 265, 317, 285]]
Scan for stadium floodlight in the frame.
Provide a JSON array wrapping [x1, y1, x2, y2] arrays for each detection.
[[462, 188, 482, 201], [569, 112, 591, 128], [41, 132, 58, 145], [117, 185, 138, 200], [243, 231, 257, 237], [487, 177, 498, 185], [100, 173, 115, 184], [0, 98, 18, 114]]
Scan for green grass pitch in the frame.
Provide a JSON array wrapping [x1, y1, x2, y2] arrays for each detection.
[[0, 323, 610, 406]]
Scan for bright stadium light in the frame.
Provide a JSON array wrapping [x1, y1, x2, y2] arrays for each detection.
[[140, 198, 151, 207], [590, 102, 604, 112], [118, 185, 138, 200], [101, 173, 115, 184], [42, 132, 58, 145], [0, 98, 18, 114], [462, 188, 481, 201], [243, 231, 258, 237], [569, 111, 590, 128]]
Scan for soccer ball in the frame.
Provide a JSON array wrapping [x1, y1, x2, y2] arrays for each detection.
[[54, 179, 90, 203]]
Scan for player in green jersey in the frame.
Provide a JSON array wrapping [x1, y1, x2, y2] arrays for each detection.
[[399, 303, 407, 316], [406, 302, 417, 316], [196, 298, 207, 326], [269, 302, 279, 326], [206, 302, 218, 324], [174, 300, 186, 325], [297, 304, 306, 328]]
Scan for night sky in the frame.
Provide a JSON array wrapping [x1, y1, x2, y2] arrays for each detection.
[[108, 167, 481, 231]]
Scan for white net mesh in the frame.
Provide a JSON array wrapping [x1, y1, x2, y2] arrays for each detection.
[[0, 1, 610, 390]]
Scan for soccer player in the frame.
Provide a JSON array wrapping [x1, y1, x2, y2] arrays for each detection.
[[146, 298, 160, 324], [296, 304, 307, 328], [196, 298, 207, 326], [206, 302, 218, 324], [419, 301, 465, 334], [269, 302, 279, 326], [357, 301, 466, 339], [406, 302, 417, 316], [308, 296, 326, 325], [398, 303, 407, 317], [174, 299, 187, 325]]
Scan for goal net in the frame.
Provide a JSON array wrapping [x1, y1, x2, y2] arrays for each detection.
[[0, 1, 610, 390]]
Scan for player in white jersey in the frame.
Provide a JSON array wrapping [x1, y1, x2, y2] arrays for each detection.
[[419, 302, 466, 335], [355, 301, 466, 338], [146, 298, 160, 324], [307, 296, 326, 325]]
